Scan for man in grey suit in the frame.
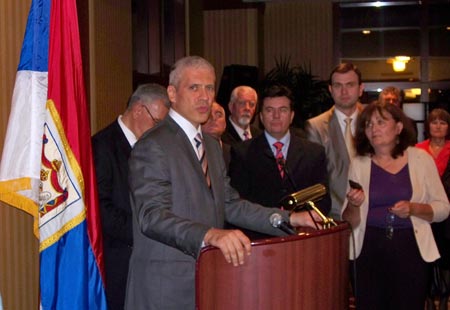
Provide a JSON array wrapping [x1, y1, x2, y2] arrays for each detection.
[[305, 63, 364, 220], [125, 56, 321, 310]]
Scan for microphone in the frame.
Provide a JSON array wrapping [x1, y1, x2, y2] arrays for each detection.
[[270, 213, 297, 235], [279, 184, 326, 212], [279, 184, 337, 229]]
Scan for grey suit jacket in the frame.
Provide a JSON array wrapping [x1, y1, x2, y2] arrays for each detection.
[[125, 116, 289, 310], [305, 105, 363, 220]]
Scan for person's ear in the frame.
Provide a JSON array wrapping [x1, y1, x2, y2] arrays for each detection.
[[396, 121, 404, 135], [167, 85, 177, 104]]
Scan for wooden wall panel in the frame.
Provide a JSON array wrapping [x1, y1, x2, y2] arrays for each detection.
[[203, 9, 259, 83], [89, 0, 133, 134], [0, 1, 40, 310], [264, 0, 333, 81]]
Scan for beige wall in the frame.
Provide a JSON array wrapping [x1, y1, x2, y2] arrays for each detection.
[[264, 0, 333, 81], [202, 0, 334, 85], [89, 0, 133, 134]]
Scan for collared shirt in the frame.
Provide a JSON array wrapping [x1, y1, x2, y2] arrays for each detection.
[[229, 116, 251, 141], [334, 108, 358, 137], [264, 130, 291, 158], [118, 115, 137, 147], [169, 109, 203, 153]]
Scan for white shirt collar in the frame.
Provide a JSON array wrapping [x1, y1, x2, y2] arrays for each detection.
[[117, 115, 137, 147], [228, 116, 250, 140], [169, 109, 203, 151], [264, 130, 291, 157]]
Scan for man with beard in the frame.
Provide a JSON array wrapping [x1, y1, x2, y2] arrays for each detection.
[[222, 86, 261, 145]]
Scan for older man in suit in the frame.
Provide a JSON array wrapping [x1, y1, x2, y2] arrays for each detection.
[[305, 63, 365, 220], [92, 83, 170, 310], [221, 85, 261, 145], [125, 56, 321, 310], [229, 84, 331, 239]]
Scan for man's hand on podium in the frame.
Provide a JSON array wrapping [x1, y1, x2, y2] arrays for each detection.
[[203, 228, 251, 267]]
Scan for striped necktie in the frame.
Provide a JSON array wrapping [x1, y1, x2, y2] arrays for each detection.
[[194, 133, 211, 187], [273, 141, 285, 179], [243, 130, 250, 140]]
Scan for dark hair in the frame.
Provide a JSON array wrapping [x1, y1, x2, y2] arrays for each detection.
[[260, 84, 294, 110], [425, 108, 450, 140], [328, 63, 362, 85], [355, 101, 416, 158]]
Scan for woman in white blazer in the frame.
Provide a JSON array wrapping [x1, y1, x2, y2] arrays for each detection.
[[342, 102, 450, 310]]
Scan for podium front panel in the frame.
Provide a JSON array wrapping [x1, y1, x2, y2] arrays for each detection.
[[195, 223, 350, 310]]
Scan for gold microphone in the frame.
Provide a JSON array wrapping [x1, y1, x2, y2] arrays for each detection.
[[279, 184, 337, 228]]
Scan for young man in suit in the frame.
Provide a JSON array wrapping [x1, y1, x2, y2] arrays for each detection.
[[92, 83, 170, 310], [305, 63, 365, 220], [221, 85, 261, 145], [229, 84, 331, 239], [125, 56, 322, 310]]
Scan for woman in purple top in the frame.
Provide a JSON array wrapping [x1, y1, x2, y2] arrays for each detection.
[[342, 102, 450, 310]]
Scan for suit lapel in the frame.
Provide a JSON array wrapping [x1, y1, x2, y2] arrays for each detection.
[[257, 134, 284, 181], [167, 117, 210, 189], [329, 110, 350, 164]]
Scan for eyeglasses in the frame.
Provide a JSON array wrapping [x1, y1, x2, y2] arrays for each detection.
[[385, 212, 395, 239], [142, 105, 161, 124]]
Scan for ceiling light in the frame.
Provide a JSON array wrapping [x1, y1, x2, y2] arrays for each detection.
[[387, 56, 411, 72]]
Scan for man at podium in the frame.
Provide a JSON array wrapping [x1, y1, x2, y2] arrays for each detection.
[[125, 56, 323, 310]]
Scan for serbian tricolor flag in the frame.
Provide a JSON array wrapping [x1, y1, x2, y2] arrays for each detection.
[[0, 0, 107, 309]]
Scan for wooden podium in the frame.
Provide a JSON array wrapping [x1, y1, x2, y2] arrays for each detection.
[[195, 223, 350, 310]]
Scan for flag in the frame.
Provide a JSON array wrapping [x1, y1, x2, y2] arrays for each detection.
[[0, 0, 107, 309]]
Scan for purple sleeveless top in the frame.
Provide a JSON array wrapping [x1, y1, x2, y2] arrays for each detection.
[[367, 161, 413, 229]]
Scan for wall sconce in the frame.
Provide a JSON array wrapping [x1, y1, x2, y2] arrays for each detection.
[[387, 56, 411, 72]]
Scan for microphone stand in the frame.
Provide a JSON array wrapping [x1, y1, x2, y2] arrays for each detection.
[[304, 201, 337, 229]]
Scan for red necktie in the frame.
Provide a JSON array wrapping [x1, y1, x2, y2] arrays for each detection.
[[243, 130, 250, 140], [273, 141, 285, 179]]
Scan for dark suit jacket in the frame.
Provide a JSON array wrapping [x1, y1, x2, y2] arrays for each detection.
[[92, 120, 133, 310], [125, 116, 291, 310], [221, 117, 261, 146], [229, 132, 331, 239]]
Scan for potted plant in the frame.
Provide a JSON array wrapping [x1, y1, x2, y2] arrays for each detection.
[[261, 57, 333, 129]]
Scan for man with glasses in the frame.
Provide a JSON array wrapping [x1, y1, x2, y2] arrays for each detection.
[[92, 83, 170, 310], [222, 85, 261, 145]]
